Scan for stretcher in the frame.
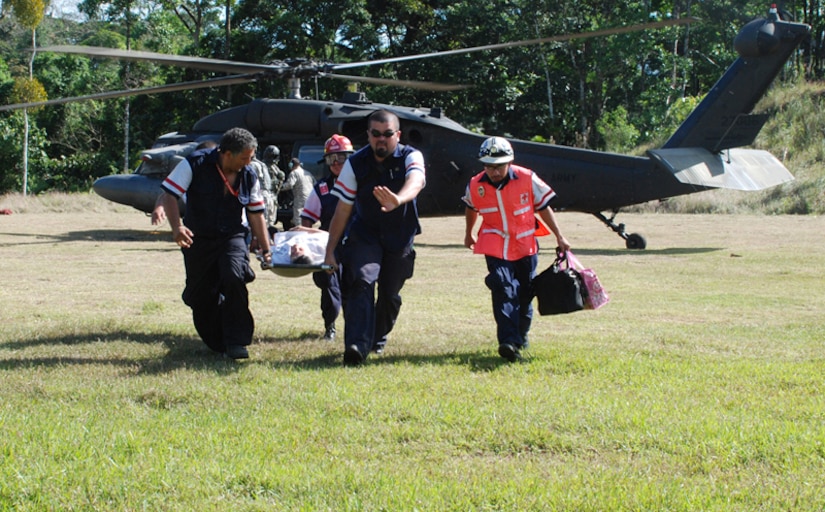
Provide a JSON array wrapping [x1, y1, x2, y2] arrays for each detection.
[[257, 227, 332, 277], [259, 259, 333, 278]]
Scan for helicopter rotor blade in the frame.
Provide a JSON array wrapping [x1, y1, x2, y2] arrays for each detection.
[[0, 74, 258, 112], [29, 17, 697, 103], [40, 45, 276, 74], [322, 73, 468, 91], [334, 17, 699, 70], [40, 45, 469, 91]]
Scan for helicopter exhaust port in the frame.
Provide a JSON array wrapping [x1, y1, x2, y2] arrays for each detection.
[[733, 4, 783, 58]]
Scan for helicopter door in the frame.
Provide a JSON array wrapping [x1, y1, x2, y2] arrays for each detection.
[[273, 142, 326, 229], [293, 142, 326, 181]]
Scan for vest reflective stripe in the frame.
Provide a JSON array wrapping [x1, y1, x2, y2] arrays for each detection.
[[480, 228, 506, 237], [470, 165, 538, 261]]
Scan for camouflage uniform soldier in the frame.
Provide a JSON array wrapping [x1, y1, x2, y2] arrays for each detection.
[[263, 145, 285, 226], [250, 157, 277, 227]]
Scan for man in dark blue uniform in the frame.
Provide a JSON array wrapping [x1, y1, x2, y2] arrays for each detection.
[[301, 134, 354, 340], [324, 111, 426, 366], [159, 127, 273, 360]]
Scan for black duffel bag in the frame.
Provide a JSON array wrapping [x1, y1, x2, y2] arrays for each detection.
[[532, 251, 587, 315]]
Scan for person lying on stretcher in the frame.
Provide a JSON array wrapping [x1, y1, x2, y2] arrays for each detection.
[[268, 227, 329, 266]]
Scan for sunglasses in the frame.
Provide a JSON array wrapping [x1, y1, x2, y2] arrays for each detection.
[[483, 163, 508, 171], [369, 129, 398, 138], [325, 153, 348, 165]]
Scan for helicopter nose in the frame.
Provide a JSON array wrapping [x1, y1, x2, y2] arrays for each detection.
[[93, 174, 164, 214]]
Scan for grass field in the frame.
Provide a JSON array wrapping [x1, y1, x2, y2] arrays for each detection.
[[1, 197, 824, 510]]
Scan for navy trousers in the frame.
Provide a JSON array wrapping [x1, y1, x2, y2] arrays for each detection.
[[484, 254, 537, 348], [312, 264, 343, 327], [342, 233, 415, 355], [181, 233, 255, 352]]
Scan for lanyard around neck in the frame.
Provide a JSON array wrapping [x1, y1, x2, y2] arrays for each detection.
[[216, 163, 239, 197]]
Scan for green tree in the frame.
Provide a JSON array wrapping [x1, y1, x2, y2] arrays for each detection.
[[7, 0, 46, 194], [597, 105, 640, 152]]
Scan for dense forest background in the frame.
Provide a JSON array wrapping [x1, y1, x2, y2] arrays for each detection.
[[0, 0, 823, 212]]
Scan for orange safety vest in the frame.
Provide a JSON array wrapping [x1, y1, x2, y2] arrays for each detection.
[[470, 165, 539, 261]]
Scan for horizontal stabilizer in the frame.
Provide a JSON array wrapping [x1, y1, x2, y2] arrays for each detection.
[[647, 148, 794, 190]]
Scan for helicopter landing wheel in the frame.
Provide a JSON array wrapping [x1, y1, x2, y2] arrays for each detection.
[[625, 233, 647, 250], [592, 211, 647, 250]]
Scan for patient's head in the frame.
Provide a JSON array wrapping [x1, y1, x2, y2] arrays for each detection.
[[290, 242, 313, 265]]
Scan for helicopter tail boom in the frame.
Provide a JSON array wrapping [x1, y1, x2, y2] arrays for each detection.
[[663, 11, 809, 152]]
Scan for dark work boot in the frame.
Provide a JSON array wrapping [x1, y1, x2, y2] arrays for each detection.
[[225, 344, 250, 360], [498, 343, 521, 363], [343, 345, 365, 366]]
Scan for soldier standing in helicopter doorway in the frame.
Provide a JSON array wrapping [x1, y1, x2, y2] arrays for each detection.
[[281, 157, 315, 229], [463, 136, 571, 363], [301, 135, 355, 341]]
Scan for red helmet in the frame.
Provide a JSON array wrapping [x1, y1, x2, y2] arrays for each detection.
[[324, 134, 354, 154]]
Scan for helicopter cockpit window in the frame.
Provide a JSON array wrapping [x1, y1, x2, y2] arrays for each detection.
[[135, 142, 198, 176], [295, 145, 326, 181]]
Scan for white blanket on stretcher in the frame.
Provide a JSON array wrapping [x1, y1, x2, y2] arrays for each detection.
[[270, 229, 328, 266]]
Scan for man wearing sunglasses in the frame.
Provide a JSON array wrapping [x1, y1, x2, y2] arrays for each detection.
[[324, 110, 426, 366], [301, 134, 355, 340]]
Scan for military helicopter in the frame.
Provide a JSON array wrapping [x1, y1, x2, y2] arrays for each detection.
[[1, 5, 809, 248]]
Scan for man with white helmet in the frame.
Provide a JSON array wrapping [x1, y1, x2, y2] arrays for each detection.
[[301, 134, 355, 340], [463, 136, 571, 362]]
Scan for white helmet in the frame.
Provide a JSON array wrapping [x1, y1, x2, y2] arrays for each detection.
[[478, 137, 514, 164]]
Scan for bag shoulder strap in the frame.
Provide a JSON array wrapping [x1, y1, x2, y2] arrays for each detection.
[[566, 250, 585, 270]]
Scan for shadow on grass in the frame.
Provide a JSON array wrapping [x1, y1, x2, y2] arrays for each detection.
[[263, 331, 327, 343], [414, 242, 467, 250], [411, 240, 721, 256], [0, 330, 242, 375], [0, 329, 535, 375], [267, 348, 522, 373], [1, 330, 184, 350], [569, 247, 721, 257], [65, 229, 171, 243], [0, 228, 169, 247]]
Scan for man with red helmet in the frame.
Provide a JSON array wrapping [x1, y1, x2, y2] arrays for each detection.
[[301, 134, 354, 340]]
